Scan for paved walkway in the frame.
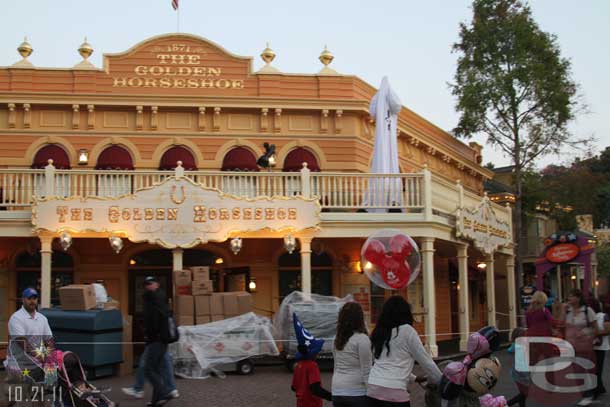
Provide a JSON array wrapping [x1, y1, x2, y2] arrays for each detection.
[[2, 350, 608, 406]]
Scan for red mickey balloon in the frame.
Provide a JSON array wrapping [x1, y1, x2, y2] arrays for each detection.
[[361, 231, 419, 289]]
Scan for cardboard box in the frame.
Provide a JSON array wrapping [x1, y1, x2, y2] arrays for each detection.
[[173, 270, 192, 295], [211, 314, 224, 322], [177, 315, 194, 326], [192, 280, 213, 296], [174, 295, 194, 316], [191, 266, 210, 281], [222, 292, 239, 316], [195, 295, 211, 315], [196, 315, 211, 325], [236, 292, 252, 314], [210, 293, 224, 315], [103, 299, 120, 310], [59, 285, 96, 311]]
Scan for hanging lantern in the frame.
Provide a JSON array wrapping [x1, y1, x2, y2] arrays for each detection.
[[284, 234, 297, 254], [59, 232, 72, 251], [230, 237, 242, 255], [109, 235, 123, 254]]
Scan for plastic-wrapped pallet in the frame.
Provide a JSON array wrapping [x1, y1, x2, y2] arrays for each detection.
[[273, 291, 354, 357], [168, 312, 278, 379]]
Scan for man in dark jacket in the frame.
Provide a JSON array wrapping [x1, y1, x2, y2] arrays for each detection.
[[143, 276, 171, 406]]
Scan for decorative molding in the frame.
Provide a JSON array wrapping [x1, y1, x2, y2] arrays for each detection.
[[23, 103, 31, 128], [213, 107, 221, 131], [150, 106, 158, 130], [288, 115, 314, 132], [320, 109, 329, 133], [274, 108, 282, 133], [87, 104, 95, 129], [135, 105, 144, 130], [8, 103, 16, 128], [335, 110, 343, 134], [260, 108, 269, 132], [198, 107, 206, 131], [72, 105, 80, 129], [40, 110, 66, 128], [166, 112, 192, 129], [102, 111, 129, 128], [227, 114, 253, 130]]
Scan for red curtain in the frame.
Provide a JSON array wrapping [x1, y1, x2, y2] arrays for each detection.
[[32, 145, 71, 169], [282, 148, 320, 172], [159, 146, 197, 170], [221, 147, 259, 171], [95, 145, 134, 170]]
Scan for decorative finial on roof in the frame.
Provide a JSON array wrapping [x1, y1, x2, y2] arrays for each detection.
[[257, 42, 281, 74], [74, 37, 96, 70], [318, 45, 338, 75], [13, 36, 34, 68]]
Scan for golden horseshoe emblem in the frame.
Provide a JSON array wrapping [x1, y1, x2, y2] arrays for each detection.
[[170, 185, 186, 205]]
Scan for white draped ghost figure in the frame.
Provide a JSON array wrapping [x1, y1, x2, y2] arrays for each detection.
[[365, 76, 403, 212]]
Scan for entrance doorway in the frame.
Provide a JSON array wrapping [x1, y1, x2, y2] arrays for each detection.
[[278, 251, 333, 302]]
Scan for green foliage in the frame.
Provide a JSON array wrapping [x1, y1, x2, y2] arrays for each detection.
[[596, 242, 610, 277], [452, 0, 581, 168]]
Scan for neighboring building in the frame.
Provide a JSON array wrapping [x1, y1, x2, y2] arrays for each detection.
[[0, 34, 516, 356]]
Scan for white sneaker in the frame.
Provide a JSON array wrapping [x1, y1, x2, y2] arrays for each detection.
[[577, 397, 594, 406], [122, 387, 144, 399], [169, 389, 180, 398]]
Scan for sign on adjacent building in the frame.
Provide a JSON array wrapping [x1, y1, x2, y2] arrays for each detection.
[[456, 197, 511, 254], [32, 177, 321, 248]]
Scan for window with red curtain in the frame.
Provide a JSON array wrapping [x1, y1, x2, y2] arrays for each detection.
[[221, 147, 259, 171], [159, 146, 197, 170], [95, 145, 134, 170], [32, 145, 71, 169], [282, 148, 320, 172]]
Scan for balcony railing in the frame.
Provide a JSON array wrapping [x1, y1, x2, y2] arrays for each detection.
[[0, 163, 511, 226]]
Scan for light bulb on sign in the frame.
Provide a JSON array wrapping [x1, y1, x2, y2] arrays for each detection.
[[230, 237, 242, 255], [59, 232, 72, 251], [284, 234, 297, 254], [109, 235, 123, 254]]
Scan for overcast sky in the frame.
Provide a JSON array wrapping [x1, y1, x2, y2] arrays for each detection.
[[2, 0, 608, 168]]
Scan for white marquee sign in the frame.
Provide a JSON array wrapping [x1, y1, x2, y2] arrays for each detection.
[[456, 197, 511, 254], [32, 177, 321, 248]]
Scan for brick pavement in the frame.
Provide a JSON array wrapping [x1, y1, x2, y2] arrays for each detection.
[[2, 350, 608, 407]]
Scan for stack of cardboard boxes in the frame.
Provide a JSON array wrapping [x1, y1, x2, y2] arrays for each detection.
[[172, 266, 254, 326]]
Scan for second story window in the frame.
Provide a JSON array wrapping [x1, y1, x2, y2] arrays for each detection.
[[282, 147, 320, 197], [159, 146, 197, 171], [95, 145, 134, 197], [32, 144, 71, 197], [221, 147, 259, 198]]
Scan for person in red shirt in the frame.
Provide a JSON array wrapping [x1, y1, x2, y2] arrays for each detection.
[[291, 313, 332, 407]]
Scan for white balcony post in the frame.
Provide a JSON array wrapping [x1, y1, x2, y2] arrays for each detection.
[[299, 237, 313, 295], [486, 253, 497, 327], [300, 163, 311, 199], [422, 166, 432, 221], [172, 248, 184, 271], [44, 159, 56, 197], [174, 161, 185, 178], [457, 243, 470, 351], [40, 235, 53, 309], [421, 237, 438, 356], [506, 255, 517, 331]]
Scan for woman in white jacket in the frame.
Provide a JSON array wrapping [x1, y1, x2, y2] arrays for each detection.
[[332, 302, 372, 407], [367, 296, 442, 407]]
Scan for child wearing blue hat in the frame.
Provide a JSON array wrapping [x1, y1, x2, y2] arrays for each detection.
[[291, 312, 332, 407]]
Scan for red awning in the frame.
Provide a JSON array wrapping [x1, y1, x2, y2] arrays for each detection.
[[283, 148, 320, 172], [95, 145, 134, 170], [221, 147, 259, 171], [32, 145, 71, 169], [159, 146, 197, 170]]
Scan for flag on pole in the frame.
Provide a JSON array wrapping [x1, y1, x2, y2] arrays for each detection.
[[172, 0, 179, 10]]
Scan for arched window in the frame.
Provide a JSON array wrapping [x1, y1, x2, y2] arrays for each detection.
[[159, 146, 197, 171], [282, 148, 320, 197], [221, 147, 259, 198], [95, 145, 134, 197], [278, 248, 332, 301], [32, 144, 71, 197]]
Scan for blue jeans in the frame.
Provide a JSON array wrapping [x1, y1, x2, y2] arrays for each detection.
[[134, 346, 176, 392]]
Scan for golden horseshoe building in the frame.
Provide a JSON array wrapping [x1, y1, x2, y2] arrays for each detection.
[[0, 34, 517, 356]]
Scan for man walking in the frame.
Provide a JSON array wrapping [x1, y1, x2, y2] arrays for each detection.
[[142, 276, 173, 406]]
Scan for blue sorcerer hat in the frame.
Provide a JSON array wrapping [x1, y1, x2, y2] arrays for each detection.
[[293, 312, 324, 360]]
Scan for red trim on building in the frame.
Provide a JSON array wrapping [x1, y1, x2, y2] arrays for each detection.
[[159, 146, 197, 170], [32, 145, 71, 169], [283, 148, 320, 172], [221, 147, 259, 171], [95, 145, 134, 170]]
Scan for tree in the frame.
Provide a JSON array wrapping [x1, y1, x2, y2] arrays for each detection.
[[451, 0, 584, 305]]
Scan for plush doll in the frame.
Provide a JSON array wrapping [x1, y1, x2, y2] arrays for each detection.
[[362, 233, 413, 289]]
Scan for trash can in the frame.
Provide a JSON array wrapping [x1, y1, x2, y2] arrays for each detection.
[[41, 308, 123, 379]]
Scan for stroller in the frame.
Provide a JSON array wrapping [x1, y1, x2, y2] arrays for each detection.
[[57, 352, 117, 407]]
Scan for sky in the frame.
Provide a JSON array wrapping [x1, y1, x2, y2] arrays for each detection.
[[1, 0, 609, 169]]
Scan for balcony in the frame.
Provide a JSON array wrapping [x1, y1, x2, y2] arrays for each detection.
[[0, 164, 512, 227]]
